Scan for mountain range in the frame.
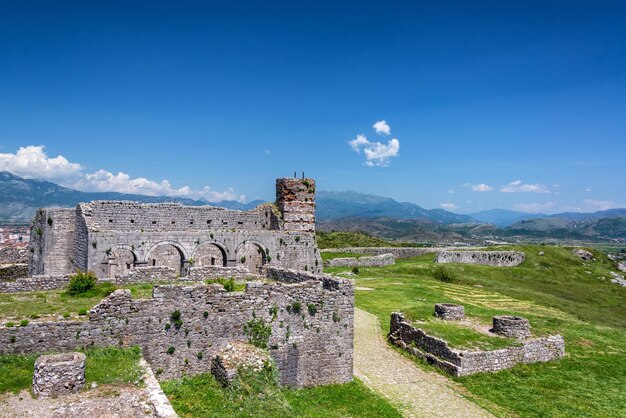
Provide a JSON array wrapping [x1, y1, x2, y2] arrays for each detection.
[[0, 172, 624, 242]]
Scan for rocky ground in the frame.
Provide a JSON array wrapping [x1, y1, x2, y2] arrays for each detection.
[[0, 384, 155, 417]]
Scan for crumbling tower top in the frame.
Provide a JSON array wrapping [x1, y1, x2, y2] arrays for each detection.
[[275, 177, 316, 233]]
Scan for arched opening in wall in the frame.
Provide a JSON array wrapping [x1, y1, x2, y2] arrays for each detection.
[[147, 244, 184, 275], [108, 248, 136, 278], [192, 242, 226, 267], [236, 241, 267, 273]]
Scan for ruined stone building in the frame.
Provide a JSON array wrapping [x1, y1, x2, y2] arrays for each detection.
[[29, 178, 322, 278]]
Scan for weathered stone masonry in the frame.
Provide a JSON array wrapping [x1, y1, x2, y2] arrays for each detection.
[[0, 268, 354, 388], [388, 313, 564, 376], [29, 178, 322, 278]]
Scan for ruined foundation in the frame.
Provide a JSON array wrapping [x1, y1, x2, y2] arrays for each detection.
[[32, 352, 86, 398], [491, 315, 531, 339], [434, 303, 465, 320]]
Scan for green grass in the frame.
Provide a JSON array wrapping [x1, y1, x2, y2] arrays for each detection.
[[316, 231, 413, 249], [162, 364, 401, 418], [334, 245, 626, 417], [0, 283, 154, 322], [0, 346, 143, 394], [321, 252, 366, 262]]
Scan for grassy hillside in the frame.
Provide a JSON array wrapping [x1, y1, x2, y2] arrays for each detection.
[[316, 231, 418, 249], [324, 245, 626, 417]]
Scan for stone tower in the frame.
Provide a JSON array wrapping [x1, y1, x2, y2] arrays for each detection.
[[275, 177, 316, 233]]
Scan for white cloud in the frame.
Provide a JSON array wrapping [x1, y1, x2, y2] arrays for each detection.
[[0, 145, 82, 180], [471, 183, 493, 192], [349, 133, 400, 167], [585, 187, 592, 192], [447, 189, 454, 194], [372, 120, 391, 136], [501, 180, 550, 193], [0, 146, 246, 202], [440, 203, 458, 211], [511, 202, 557, 213], [579, 199, 620, 212], [364, 138, 400, 167], [349, 134, 369, 152]]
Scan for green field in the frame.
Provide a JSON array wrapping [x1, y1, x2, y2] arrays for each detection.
[[325, 245, 626, 417]]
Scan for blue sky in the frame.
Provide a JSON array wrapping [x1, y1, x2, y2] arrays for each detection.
[[0, 1, 624, 213]]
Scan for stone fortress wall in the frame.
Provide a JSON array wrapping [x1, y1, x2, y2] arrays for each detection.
[[322, 247, 525, 267], [0, 267, 354, 388], [325, 253, 395, 268], [29, 178, 323, 279]]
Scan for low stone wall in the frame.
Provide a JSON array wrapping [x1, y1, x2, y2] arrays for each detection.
[[0, 263, 28, 281], [436, 251, 525, 267], [388, 313, 564, 376], [109, 266, 178, 284], [321, 247, 438, 258], [0, 275, 69, 293], [0, 268, 354, 388], [325, 253, 395, 268], [188, 265, 259, 281]]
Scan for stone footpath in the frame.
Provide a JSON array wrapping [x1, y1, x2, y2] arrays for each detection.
[[353, 307, 492, 418]]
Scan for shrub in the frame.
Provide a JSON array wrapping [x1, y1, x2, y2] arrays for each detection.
[[290, 301, 302, 314], [307, 303, 317, 316], [67, 271, 98, 295], [5, 322, 15, 328], [166, 346, 175, 355], [170, 310, 183, 330], [19, 320, 29, 327], [206, 278, 237, 292], [47, 217, 53, 226], [203, 311, 209, 319], [351, 266, 359, 275], [78, 309, 88, 316], [36, 227, 43, 236], [243, 317, 272, 349], [433, 266, 455, 283], [197, 352, 203, 360]]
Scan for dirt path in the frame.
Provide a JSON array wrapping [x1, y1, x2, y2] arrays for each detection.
[[353, 307, 493, 418]]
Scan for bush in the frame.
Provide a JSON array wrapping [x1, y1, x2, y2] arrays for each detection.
[[19, 320, 29, 327], [351, 266, 359, 275], [166, 346, 175, 355], [290, 301, 302, 314], [67, 271, 98, 295], [78, 309, 88, 316], [307, 303, 317, 316], [433, 266, 455, 283], [244, 317, 272, 349], [170, 310, 183, 330]]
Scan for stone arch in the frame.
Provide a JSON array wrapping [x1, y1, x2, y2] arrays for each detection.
[[235, 240, 267, 273], [145, 241, 187, 275], [108, 245, 137, 278], [191, 241, 227, 267]]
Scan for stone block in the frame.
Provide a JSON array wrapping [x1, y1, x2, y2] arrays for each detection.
[[33, 352, 86, 398]]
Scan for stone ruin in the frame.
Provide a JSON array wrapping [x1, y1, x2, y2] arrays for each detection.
[[28, 177, 322, 279], [436, 251, 525, 267], [325, 253, 395, 268], [491, 315, 531, 339], [389, 311, 564, 376], [1, 266, 354, 388], [32, 352, 86, 398], [434, 303, 465, 320]]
